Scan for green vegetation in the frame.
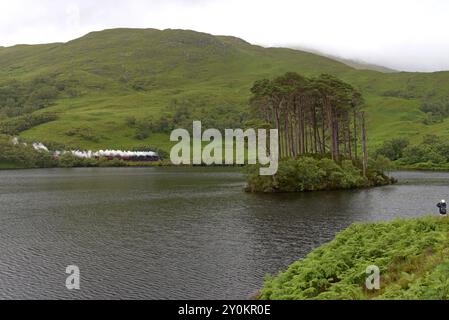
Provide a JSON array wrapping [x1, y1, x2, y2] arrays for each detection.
[[246, 157, 393, 193], [375, 137, 409, 161], [1, 28, 449, 152], [249, 72, 364, 162], [376, 134, 449, 170], [0, 135, 164, 169], [0, 135, 55, 168], [0, 112, 57, 135], [126, 101, 248, 140], [0, 76, 72, 118], [420, 97, 449, 124], [260, 216, 449, 300], [244, 73, 392, 193]]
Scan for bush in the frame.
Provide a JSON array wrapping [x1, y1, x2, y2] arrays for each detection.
[[64, 127, 100, 142], [317, 158, 346, 189], [420, 98, 449, 122], [402, 145, 446, 165], [0, 76, 69, 118], [0, 113, 57, 135], [0, 135, 56, 168], [375, 138, 409, 161], [246, 157, 392, 193], [383, 135, 449, 167], [274, 158, 325, 192], [57, 153, 126, 168], [369, 155, 393, 174], [340, 160, 365, 188]]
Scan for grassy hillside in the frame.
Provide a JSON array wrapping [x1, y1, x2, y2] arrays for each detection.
[[260, 216, 449, 300], [1, 28, 449, 151]]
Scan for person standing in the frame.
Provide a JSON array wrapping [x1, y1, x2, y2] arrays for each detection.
[[437, 200, 447, 216]]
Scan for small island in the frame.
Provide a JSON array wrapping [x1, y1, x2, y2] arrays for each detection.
[[245, 156, 394, 193], [245, 72, 395, 192]]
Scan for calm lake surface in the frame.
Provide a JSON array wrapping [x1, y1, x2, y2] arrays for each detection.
[[0, 168, 446, 299]]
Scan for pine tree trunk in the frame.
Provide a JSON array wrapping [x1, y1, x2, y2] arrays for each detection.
[[361, 112, 368, 177], [353, 110, 358, 161]]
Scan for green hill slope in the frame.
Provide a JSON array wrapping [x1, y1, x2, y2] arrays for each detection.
[[1, 28, 449, 151]]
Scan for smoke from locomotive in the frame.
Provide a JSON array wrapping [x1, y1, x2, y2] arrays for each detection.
[[30, 141, 160, 162]]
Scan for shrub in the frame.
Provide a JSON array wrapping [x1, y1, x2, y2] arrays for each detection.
[[369, 155, 393, 174], [375, 138, 409, 161], [64, 127, 100, 142], [402, 145, 446, 165], [0, 113, 57, 135], [0, 135, 56, 168], [0, 76, 70, 118], [246, 157, 392, 193], [420, 98, 449, 121]]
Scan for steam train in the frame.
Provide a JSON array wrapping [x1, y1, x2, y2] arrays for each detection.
[[30, 141, 161, 162], [57, 150, 161, 162]]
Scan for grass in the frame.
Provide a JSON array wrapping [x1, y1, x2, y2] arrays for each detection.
[[1, 28, 449, 152], [259, 216, 449, 300]]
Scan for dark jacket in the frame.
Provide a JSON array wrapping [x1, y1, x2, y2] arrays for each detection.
[[437, 202, 447, 215]]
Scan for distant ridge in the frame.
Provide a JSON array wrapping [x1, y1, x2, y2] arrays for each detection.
[[332, 56, 397, 73], [289, 45, 397, 73]]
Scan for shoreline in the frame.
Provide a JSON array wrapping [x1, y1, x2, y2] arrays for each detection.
[[259, 215, 449, 300], [4, 163, 449, 175]]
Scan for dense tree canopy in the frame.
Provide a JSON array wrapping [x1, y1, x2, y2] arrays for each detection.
[[250, 73, 366, 166], [376, 135, 449, 169]]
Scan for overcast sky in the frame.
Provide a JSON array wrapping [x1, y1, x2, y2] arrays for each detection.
[[1, 0, 448, 72]]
